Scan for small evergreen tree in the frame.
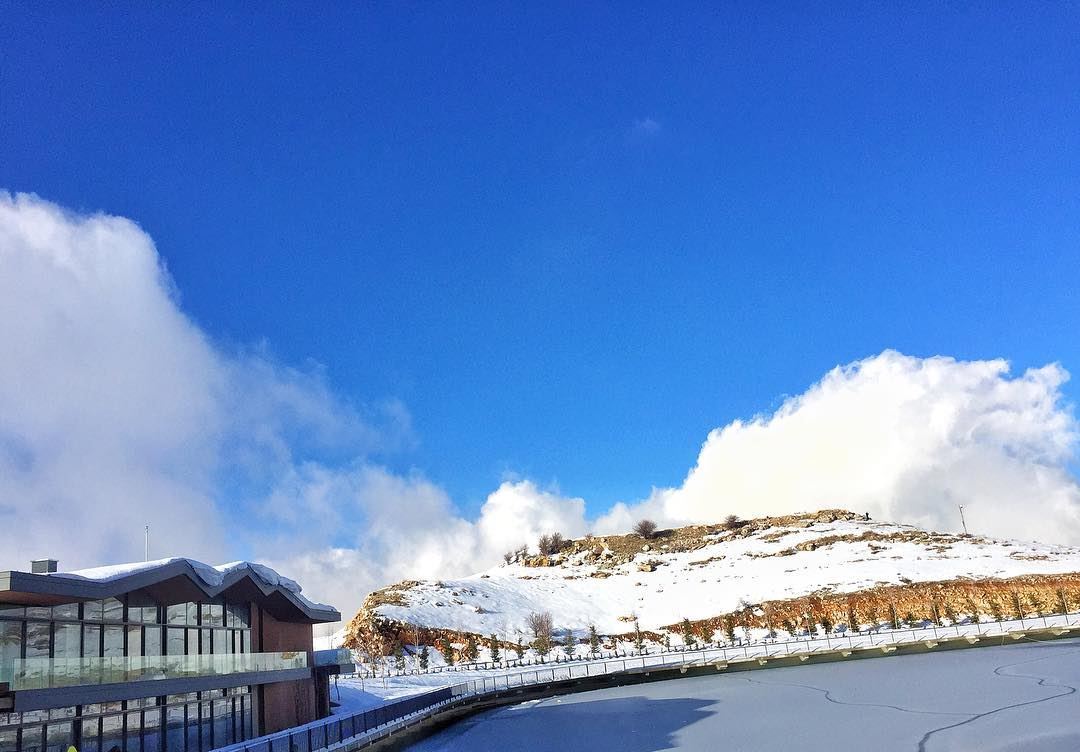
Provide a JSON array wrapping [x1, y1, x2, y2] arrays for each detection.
[[863, 605, 879, 629], [680, 618, 697, 648], [514, 637, 526, 660], [904, 611, 917, 627], [533, 631, 552, 662], [987, 597, 1005, 622], [439, 641, 455, 666], [1010, 591, 1024, 620], [462, 634, 479, 663], [1028, 592, 1046, 617], [723, 616, 736, 643], [964, 597, 980, 624], [888, 604, 900, 630], [489, 634, 501, 663], [587, 624, 601, 657], [663, 632, 672, 651], [820, 614, 833, 634], [419, 644, 430, 671], [393, 646, 405, 672], [559, 629, 576, 658], [632, 616, 646, 654], [781, 618, 795, 638], [846, 602, 859, 633]]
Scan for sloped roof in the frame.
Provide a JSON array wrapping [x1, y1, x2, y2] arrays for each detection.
[[0, 558, 340, 624]]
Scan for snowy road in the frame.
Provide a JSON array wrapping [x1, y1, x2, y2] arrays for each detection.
[[403, 638, 1080, 751]]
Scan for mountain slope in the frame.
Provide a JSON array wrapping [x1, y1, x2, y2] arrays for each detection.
[[344, 510, 1080, 654]]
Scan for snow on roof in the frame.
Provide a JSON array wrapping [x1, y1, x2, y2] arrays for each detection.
[[47, 557, 335, 612]]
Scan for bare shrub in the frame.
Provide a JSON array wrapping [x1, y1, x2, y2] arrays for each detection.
[[723, 514, 742, 530], [634, 519, 658, 539], [538, 532, 566, 556], [526, 611, 554, 638]]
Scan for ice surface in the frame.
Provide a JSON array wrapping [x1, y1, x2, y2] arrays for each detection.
[[401, 638, 1080, 751]]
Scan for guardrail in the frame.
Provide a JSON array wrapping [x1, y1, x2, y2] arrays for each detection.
[[213, 612, 1080, 752]]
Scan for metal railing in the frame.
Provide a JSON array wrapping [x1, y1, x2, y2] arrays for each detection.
[[1, 651, 308, 691], [212, 612, 1080, 752]]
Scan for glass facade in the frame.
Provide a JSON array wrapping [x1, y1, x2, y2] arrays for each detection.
[[0, 597, 255, 752]]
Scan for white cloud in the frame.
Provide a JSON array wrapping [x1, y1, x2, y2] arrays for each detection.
[[264, 471, 588, 617], [598, 352, 1080, 546], [0, 192, 408, 579]]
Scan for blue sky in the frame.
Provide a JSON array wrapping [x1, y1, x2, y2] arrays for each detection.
[[2, 4, 1080, 608]]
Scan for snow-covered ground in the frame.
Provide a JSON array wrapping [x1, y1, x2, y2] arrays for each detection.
[[374, 517, 1080, 636], [403, 637, 1080, 751]]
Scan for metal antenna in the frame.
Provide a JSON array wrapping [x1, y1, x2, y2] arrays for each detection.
[[958, 505, 968, 535], [145, 525, 150, 561]]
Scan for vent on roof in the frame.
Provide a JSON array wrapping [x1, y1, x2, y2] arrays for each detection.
[[31, 559, 58, 574]]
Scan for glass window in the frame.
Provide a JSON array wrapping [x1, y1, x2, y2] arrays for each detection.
[[21, 725, 43, 752], [144, 627, 162, 658], [127, 626, 143, 657], [84, 601, 105, 622], [199, 703, 211, 751], [186, 603, 198, 626], [184, 705, 199, 752], [166, 628, 184, 656], [104, 626, 124, 658], [213, 699, 231, 749], [26, 621, 50, 658], [213, 630, 229, 655], [199, 630, 210, 656], [166, 606, 186, 627], [165, 707, 183, 752], [81, 719, 101, 752], [103, 598, 124, 623], [51, 604, 79, 621], [124, 712, 141, 752], [142, 708, 162, 752], [46, 722, 73, 752], [0, 622, 21, 667], [0, 729, 16, 752], [0, 606, 25, 619], [241, 695, 252, 741], [48, 708, 75, 721], [102, 713, 123, 752], [26, 607, 51, 620], [128, 595, 158, 625], [53, 623, 80, 659], [200, 604, 223, 629], [232, 604, 250, 629], [187, 630, 200, 657], [240, 631, 249, 655], [83, 625, 102, 658]]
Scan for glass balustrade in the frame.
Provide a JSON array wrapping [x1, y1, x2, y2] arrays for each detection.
[[0, 651, 307, 691], [312, 649, 353, 668]]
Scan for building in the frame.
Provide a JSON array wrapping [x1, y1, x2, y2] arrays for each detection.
[[0, 558, 352, 752]]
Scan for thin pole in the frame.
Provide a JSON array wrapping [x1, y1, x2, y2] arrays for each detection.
[[958, 505, 968, 535], [144, 525, 150, 561]]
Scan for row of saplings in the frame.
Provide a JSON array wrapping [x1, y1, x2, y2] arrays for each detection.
[[381, 585, 1078, 673]]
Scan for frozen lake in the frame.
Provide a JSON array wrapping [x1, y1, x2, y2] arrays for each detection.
[[404, 638, 1080, 751]]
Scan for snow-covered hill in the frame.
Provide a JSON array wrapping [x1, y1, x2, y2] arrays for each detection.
[[347, 510, 1080, 649]]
